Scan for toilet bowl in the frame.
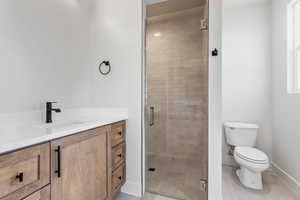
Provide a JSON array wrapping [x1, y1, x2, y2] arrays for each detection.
[[234, 146, 269, 190], [224, 122, 270, 190]]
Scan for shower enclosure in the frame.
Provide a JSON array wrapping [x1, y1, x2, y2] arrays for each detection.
[[145, 0, 209, 199]]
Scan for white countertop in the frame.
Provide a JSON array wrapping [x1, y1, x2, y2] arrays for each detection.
[[0, 108, 128, 155]]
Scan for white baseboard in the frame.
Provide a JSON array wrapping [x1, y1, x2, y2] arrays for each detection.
[[121, 180, 142, 197], [272, 162, 300, 196]]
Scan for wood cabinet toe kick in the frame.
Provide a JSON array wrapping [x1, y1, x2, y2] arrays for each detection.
[[0, 120, 126, 200]]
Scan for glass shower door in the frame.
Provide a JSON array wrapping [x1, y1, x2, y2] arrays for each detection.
[[145, 1, 209, 199]]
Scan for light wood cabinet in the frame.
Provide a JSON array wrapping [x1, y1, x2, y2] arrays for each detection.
[[51, 126, 108, 200], [23, 186, 50, 200], [112, 143, 125, 170], [0, 143, 50, 200], [112, 164, 126, 193], [0, 121, 126, 200], [111, 122, 126, 147], [109, 121, 126, 198]]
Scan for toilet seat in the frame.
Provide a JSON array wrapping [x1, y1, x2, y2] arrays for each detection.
[[234, 147, 268, 164]]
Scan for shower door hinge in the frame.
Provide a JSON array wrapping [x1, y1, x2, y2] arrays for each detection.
[[200, 179, 208, 193], [200, 18, 208, 30]]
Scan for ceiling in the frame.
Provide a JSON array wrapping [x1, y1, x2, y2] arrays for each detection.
[[146, 0, 206, 17]]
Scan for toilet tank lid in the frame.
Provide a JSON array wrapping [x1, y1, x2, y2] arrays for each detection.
[[224, 122, 259, 129]]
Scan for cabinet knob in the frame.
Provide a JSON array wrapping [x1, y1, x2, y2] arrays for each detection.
[[16, 172, 24, 183]]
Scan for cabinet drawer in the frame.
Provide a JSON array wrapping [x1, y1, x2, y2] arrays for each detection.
[[112, 143, 125, 170], [23, 185, 50, 200], [0, 143, 50, 200], [112, 164, 125, 192], [111, 121, 125, 147]]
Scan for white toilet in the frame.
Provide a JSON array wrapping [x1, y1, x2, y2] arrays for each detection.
[[224, 122, 270, 190]]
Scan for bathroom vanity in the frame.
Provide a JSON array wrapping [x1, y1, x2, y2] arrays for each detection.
[[0, 120, 126, 200]]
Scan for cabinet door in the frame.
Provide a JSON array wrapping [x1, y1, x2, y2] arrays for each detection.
[[51, 127, 108, 200]]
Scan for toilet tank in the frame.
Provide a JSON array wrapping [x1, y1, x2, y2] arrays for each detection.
[[224, 122, 259, 147]]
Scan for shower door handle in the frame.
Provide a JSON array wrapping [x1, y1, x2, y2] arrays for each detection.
[[150, 106, 154, 126]]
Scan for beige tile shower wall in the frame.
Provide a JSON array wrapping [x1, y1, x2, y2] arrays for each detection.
[[146, 7, 208, 161]]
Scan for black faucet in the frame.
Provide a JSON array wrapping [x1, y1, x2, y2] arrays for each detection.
[[46, 102, 61, 123]]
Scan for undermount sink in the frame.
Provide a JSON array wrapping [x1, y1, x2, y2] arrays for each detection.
[[37, 120, 92, 130]]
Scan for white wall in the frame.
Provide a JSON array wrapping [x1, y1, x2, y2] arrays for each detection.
[[0, 0, 95, 112], [88, 0, 143, 196], [272, 0, 300, 184], [222, 0, 272, 165]]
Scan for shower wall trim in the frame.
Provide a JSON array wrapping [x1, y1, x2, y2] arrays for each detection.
[[208, 0, 223, 199]]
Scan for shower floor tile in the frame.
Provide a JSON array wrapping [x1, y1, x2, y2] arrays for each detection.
[[146, 155, 207, 200], [119, 166, 300, 200], [223, 165, 300, 200]]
